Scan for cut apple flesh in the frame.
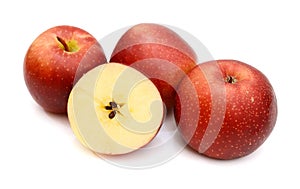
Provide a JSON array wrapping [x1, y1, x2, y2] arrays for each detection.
[[68, 63, 164, 155]]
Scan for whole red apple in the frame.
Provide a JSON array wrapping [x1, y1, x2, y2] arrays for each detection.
[[24, 25, 107, 113], [110, 23, 197, 109], [174, 60, 277, 159]]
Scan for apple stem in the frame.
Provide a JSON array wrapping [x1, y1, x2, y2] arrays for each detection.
[[225, 75, 237, 84], [56, 36, 70, 52]]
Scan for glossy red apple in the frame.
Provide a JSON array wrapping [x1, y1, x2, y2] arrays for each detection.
[[110, 23, 197, 109], [174, 60, 277, 159], [24, 25, 107, 113]]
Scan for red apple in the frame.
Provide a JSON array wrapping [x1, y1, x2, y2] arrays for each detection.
[[174, 60, 277, 159], [24, 25, 107, 113], [110, 23, 197, 109]]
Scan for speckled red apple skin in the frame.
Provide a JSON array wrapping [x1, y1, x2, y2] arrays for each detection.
[[174, 60, 277, 159], [110, 23, 197, 109], [24, 25, 107, 113]]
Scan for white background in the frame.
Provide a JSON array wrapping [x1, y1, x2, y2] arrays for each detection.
[[1, 0, 299, 188]]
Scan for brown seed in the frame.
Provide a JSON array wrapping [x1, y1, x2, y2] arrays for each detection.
[[105, 105, 112, 110], [108, 111, 116, 119], [110, 101, 118, 109]]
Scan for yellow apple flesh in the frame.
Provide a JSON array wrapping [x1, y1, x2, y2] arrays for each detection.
[[68, 63, 164, 155]]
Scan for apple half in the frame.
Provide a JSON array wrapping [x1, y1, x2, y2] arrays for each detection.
[[67, 63, 164, 155]]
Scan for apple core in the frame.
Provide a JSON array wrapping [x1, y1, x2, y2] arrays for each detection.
[[105, 101, 122, 119]]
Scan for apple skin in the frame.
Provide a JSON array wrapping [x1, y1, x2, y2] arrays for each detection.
[[24, 25, 107, 113], [174, 60, 277, 159], [110, 23, 197, 109]]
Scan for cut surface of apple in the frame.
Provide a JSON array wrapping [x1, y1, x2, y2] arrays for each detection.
[[68, 63, 164, 155]]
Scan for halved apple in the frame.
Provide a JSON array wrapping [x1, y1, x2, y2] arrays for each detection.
[[67, 63, 164, 155]]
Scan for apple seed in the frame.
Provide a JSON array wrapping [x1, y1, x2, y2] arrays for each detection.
[[110, 101, 118, 109], [108, 111, 116, 119], [105, 106, 113, 110], [105, 101, 121, 119]]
